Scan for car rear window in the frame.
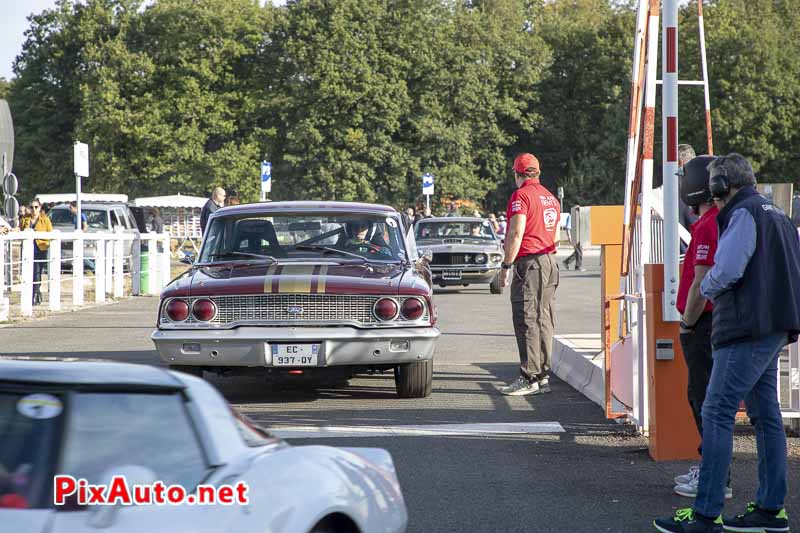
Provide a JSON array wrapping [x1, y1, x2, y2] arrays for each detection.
[[49, 208, 109, 230], [58, 392, 208, 491], [0, 392, 64, 509]]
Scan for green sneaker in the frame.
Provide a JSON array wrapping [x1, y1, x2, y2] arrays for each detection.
[[653, 508, 723, 532], [723, 502, 790, 532]]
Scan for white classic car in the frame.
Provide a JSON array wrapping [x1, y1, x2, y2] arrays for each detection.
[[0, 358, 407, 533], [415, 217, 505, 294]]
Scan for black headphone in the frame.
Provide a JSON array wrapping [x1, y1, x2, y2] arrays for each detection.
[[708, 158, 730, 199]]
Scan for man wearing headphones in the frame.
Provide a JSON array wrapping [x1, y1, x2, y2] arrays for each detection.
[[671, 155, 730, 500], [499, 153, 560, 396], [655, 154, 800, 533]]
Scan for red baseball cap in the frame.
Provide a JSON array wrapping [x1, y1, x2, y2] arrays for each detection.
[[513, 153, 540, 174]]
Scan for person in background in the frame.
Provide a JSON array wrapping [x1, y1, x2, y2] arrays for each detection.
[[499, 153, 561, 396], [68, 201, 88, 231], [422, 207, 433, 219], [497, 214, 507, 236], [401, 208, 415, 230], [654, 154, 799, 533], [678, 144, 700, 230], [472, 209, 481, 218], [18, 206, 30, 230], [200, 187, 226, 235], [562, 205, 584, 271], [671, 156, 729, 501], [149, 207, 164, 234], [20, 199, 52, 305], [446, 202, 458, 217], [227, 191, 241, 207], [0, 214, 12, 234], [488, 213, 500, 234]]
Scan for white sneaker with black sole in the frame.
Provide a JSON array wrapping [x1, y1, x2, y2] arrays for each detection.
[[674, 477, 732, 500], [539, 376, 551, 393], [500, 376, 542, 396]]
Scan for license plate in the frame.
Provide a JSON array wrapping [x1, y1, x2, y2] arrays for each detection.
[[442, 270, 462, 280], [270, 344, 320, 366]]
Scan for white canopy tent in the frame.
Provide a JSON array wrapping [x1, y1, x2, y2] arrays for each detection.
[[132, 194, 207, 209], [35, 193, 129, 204]]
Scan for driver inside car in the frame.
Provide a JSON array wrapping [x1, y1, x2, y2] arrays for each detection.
[[342, 221, 392, 257]]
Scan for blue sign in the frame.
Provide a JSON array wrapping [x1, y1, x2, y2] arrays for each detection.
[[422, 173, 434, 195], [261, 161, 271, 193]]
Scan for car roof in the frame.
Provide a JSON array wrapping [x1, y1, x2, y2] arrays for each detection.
[[417, 217, 487, 223], [50, 203, 125, 210], [0, 358, 185, 391], [215, 200, 398, 217]]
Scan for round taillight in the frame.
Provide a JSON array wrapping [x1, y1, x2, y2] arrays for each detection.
[[166, 299, 190, 322], [192, 299, 217, 322], [401, 298, 425, 321], [373, 298, 399, 321]]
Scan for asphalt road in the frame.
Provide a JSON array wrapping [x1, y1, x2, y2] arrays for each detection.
[[1, 252, 798, 532]]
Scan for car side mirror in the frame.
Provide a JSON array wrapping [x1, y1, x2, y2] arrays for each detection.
[[180, 253, 195, 265], [88, 465, 157, 529]]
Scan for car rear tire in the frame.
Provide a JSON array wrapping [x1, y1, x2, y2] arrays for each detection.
[[395, 360, 433, 398], [490, 274, 504, 294]]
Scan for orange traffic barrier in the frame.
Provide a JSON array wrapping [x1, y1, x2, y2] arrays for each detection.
[[644, 263, 701, 461]]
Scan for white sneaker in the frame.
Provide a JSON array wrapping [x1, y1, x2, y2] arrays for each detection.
[[674, 478, 732, 499], [500, 376, 541, 396], [674, 465, 699, 485], [539, 376, 551, 393]]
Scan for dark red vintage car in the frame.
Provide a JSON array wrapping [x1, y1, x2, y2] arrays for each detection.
[[151, 201, 439, 397]]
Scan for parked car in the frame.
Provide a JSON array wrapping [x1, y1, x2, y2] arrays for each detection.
[[152, 201, 440, 398], [48, 202, 146, 271], [0, 358, 407, 532], [414, 217, 504, 294]]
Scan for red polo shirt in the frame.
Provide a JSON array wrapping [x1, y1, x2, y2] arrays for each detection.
[[506, 179, 561, 257], [676, 205, 719, 314]]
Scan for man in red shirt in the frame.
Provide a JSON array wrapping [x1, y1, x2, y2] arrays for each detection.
[[672, 155, 731, 500], [499, 153, 561, 396]]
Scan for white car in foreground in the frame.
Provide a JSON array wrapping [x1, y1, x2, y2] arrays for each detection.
[[0, 359, 407, 533]]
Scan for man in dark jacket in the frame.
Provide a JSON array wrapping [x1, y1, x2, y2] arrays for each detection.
[[200, 187, 226, 235], [654, 154, 800, 533]]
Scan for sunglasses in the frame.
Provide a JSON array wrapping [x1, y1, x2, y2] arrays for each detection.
[[30, 205, 41, 209]]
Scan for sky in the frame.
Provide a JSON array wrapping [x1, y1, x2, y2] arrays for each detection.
[[0, 0, 58, 81]]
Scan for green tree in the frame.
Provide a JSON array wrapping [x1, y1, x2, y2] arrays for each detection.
[[397, 0, 551, 212], [0, 79, 11, 99], [263, 0, 413, 204], [78, 0, 273, 200], [524, 0, 636, 209], [679, 0, 800, 183], [7, 0, 102, 199]]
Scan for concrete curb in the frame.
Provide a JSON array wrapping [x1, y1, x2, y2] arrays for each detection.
[[551, 336, 605, 408]]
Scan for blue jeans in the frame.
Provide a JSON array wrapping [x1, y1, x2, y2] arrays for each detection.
[[693, 333, 788, 517]]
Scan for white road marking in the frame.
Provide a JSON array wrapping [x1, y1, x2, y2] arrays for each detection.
[[268, 421, 565, 439]]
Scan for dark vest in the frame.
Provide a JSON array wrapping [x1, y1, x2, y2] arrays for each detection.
[[711, 186, 800, 347]]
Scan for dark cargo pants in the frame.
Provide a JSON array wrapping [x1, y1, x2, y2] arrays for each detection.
[[511, 253, 559, 382], [678, 312, 714, 455]]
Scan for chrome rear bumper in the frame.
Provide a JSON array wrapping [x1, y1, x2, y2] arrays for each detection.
[[152, 326, 440, 367]]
